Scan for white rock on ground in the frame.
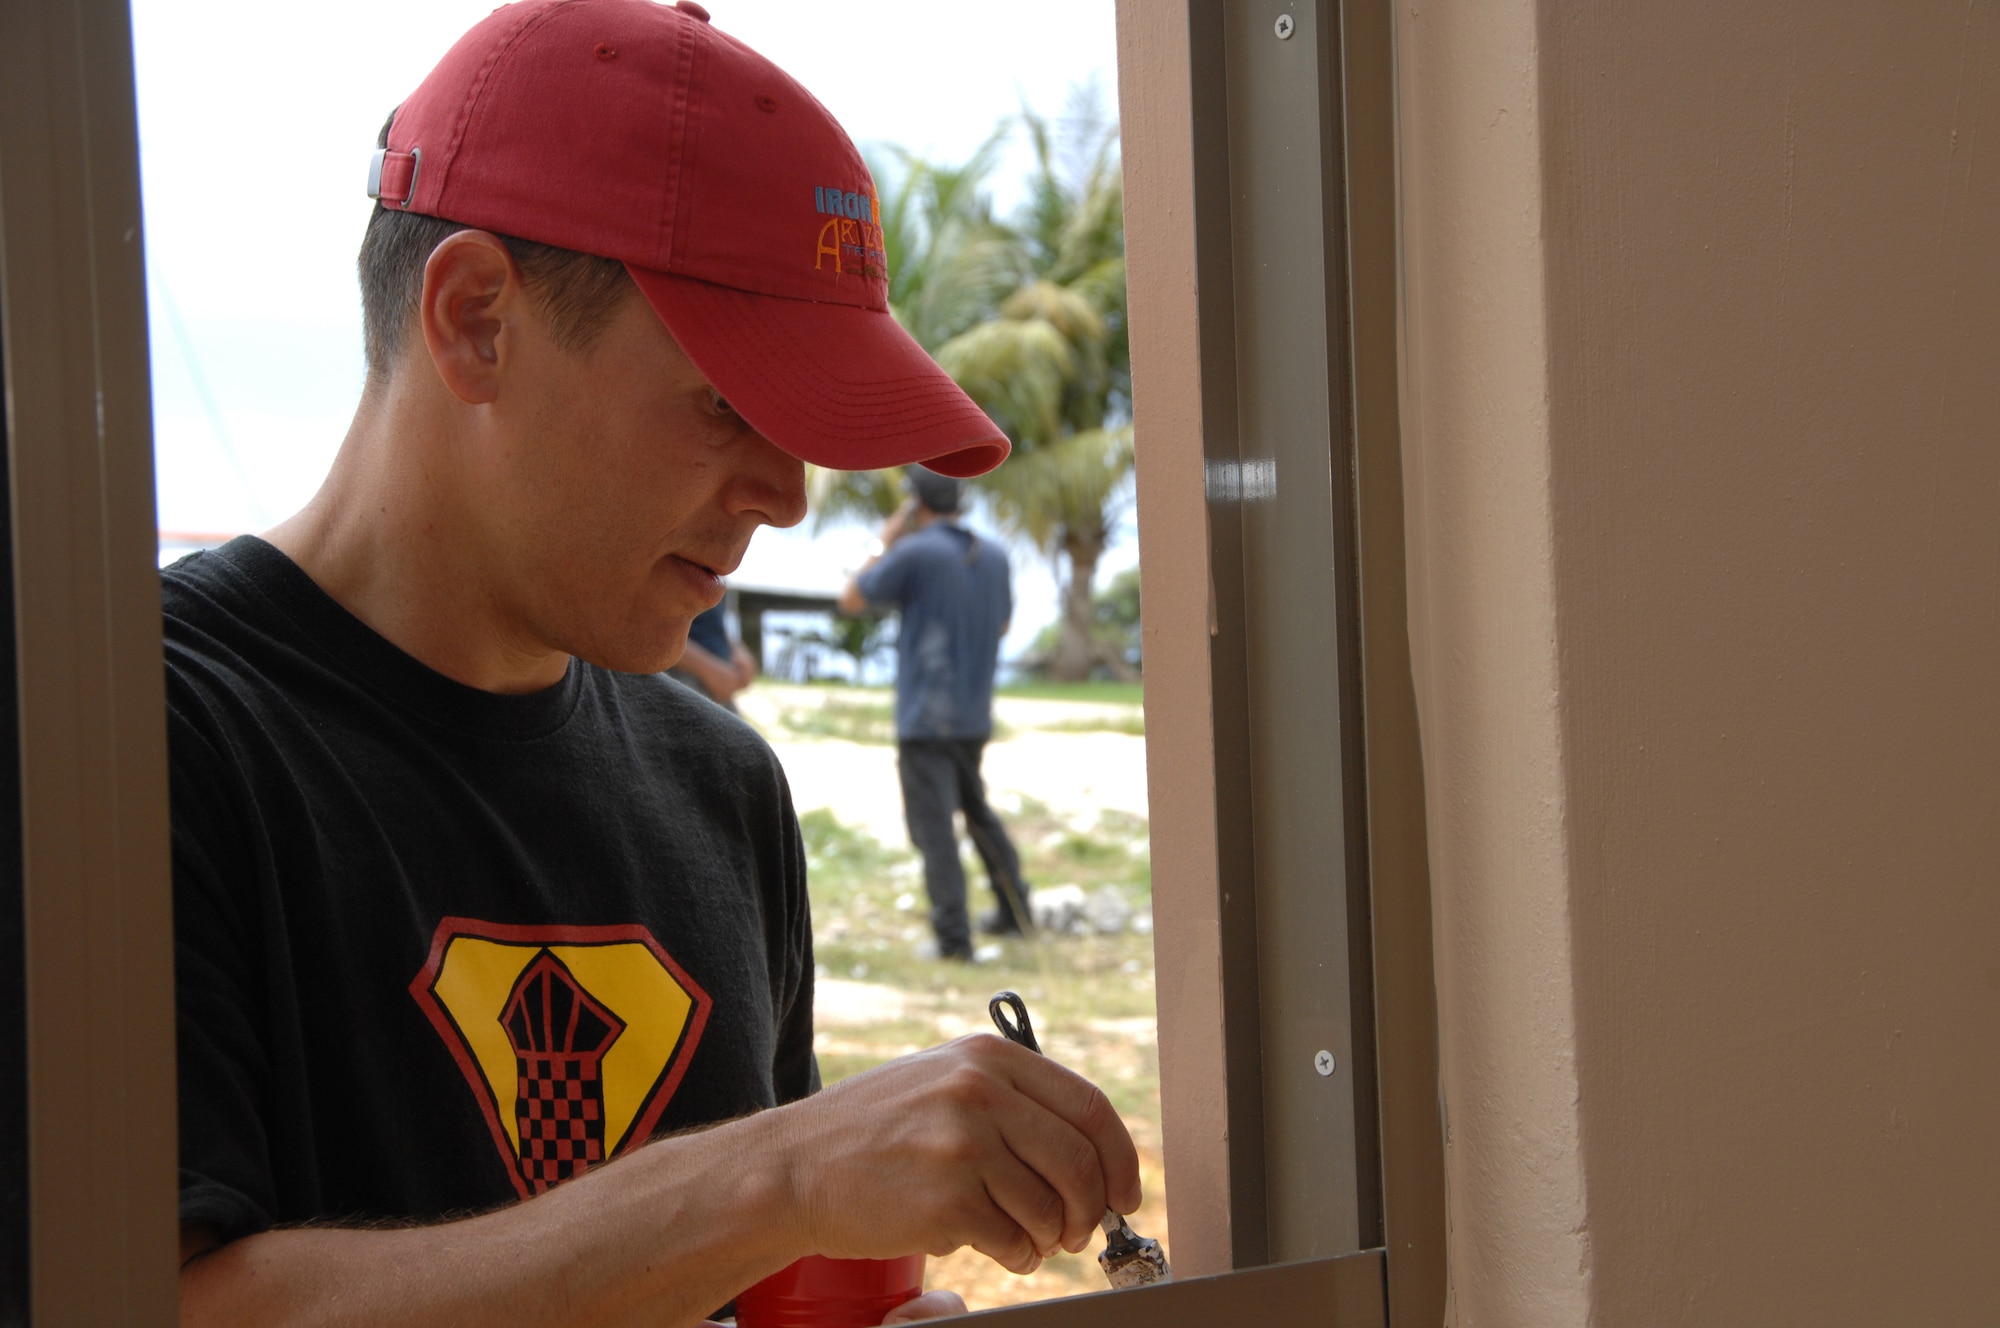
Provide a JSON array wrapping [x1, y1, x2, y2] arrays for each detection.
[[1085, 885, 1134, 935], [1029, 884, 1089, 934]]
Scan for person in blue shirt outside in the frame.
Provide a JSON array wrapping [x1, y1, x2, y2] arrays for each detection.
[[840, 467, 1032, 961], [669, 602, 757, 710]]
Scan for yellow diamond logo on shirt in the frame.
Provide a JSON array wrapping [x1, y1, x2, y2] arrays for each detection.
[[410, 918, 712, 1198]]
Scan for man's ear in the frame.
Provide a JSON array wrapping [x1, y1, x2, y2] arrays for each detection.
[[417, 230, 523, 405]]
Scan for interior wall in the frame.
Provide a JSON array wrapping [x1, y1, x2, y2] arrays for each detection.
[[1400, 1, 2000, 1323], [1392, 1, 1594, 1322], [1541, 3, 2000, 1322]]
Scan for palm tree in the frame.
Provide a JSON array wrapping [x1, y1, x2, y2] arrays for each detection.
[[812, 91, 1133, 682], [941, 93, 1132, 681]]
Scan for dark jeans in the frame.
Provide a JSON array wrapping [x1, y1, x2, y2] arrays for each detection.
[[896, 738, 1031, 956]]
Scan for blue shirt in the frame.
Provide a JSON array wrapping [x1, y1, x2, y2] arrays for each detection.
[[686, 604, 731, 658], [855, 522, 1012, 740]]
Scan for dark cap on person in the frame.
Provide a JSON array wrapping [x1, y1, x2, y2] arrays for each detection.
[[907, 466, 963, 515], [365, 0, 1009, 479]]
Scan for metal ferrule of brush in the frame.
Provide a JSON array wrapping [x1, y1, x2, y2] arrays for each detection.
[[1098, 1210, 1172, 1289]]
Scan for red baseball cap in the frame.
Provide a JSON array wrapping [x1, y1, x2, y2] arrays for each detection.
[[367, 0, 1009, 479]]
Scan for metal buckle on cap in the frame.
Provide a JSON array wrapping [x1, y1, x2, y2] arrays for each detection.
[[366, 146, 422, 208]]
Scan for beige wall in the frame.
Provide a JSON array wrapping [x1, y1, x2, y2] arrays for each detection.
[[1399, 2, 2000, 1323], [1395, 2, 1593, 1321]]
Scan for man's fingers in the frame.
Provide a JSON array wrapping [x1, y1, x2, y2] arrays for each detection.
[[925, 1148, 1043, 1274], [990, 1105, 1109, 1252], [976, 1139, 1072, 1257], [965, 1208, 1043, 1277], [984, 1040, 1144, 1217], [882, 1289, 969, 1323]]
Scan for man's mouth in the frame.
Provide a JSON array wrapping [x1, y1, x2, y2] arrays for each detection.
[[675, 553, 737, 579], [668, 554, 733, 603]]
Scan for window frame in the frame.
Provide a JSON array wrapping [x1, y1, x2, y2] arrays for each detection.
[[1108, 0, 1444, 1318], [0, 0, 180, 1321], [0, 0, 1442, 1323]]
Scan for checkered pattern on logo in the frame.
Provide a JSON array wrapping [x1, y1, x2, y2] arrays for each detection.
[[501, 949, 624, 1194]]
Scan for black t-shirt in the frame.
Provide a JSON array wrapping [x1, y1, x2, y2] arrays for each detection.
[[166, 538, 816, 1242]]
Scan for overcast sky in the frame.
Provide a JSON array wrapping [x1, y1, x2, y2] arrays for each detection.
[[132, 0, 1125, 657]]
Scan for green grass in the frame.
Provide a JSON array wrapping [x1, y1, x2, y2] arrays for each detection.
[[776, 695, 896, 745], [996, 680, 1145, 706], [1031, 714, 1146, 736], [776, 698, 1019, 745], [800, 804, 1156, 1108]]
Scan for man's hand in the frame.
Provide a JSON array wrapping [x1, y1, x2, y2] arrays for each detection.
[[768, 1035, 1143, 1276], [878, 496, 919, 548], [883, 1289, 968, 1322]]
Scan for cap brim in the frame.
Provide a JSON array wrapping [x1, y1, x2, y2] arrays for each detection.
[[627, 267, 1010, 479]]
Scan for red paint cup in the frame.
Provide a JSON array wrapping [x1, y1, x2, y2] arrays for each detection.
[[735, 1253, 927, 1328]]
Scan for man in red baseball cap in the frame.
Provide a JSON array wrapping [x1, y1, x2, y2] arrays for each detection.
[[166, 3, 1140, 1324]]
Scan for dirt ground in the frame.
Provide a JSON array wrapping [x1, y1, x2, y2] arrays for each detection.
[[741, 683, 1163, 1312]]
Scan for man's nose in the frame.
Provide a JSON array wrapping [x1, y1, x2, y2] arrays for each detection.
[[727, 430, 809, 529]]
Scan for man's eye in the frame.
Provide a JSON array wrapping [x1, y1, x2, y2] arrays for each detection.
[[708, 389, 734, 417]]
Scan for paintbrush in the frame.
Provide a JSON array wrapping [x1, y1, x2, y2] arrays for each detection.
[[987, 991, 1172, 1290]]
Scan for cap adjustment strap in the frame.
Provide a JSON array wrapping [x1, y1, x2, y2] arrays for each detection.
[[366, 148, 422, 208]]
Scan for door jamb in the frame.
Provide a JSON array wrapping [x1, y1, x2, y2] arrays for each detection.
[[0, 0, 180, 1322]]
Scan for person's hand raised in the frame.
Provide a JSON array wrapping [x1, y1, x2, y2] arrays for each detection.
[[765, 1035, 1143, 1276], [879, 497, 918, 547]]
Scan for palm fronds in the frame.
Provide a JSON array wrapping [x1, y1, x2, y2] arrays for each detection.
[[817, 93, 1132, 679]]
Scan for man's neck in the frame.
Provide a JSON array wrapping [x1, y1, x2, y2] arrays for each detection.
[[264, 382, 573, 696]]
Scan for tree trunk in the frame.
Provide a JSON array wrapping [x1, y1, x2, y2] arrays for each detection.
[[1092, 636, 1141, 684], [1048, 526, 1105, 682]]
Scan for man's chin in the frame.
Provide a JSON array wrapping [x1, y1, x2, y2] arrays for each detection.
[[570, 630, 689, 677]]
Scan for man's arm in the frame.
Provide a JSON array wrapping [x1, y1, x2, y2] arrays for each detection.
[[180, 1119, 795, 1328], [838, 499, 918, 615], [676, 637, 746, 704], [728, 641, 759, 692], [835, 580, 870, 615], [179, 1035, 1141, 1328]]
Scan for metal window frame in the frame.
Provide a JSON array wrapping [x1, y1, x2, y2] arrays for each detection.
[[1334, 1, 1450, 1314], [0, 0, 180, 1321], [0, 0, 1439, 1324], [982, 1, 1448, 1324]]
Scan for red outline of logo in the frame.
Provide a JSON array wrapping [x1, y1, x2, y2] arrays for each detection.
[[409, 917, 714, 1199]]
